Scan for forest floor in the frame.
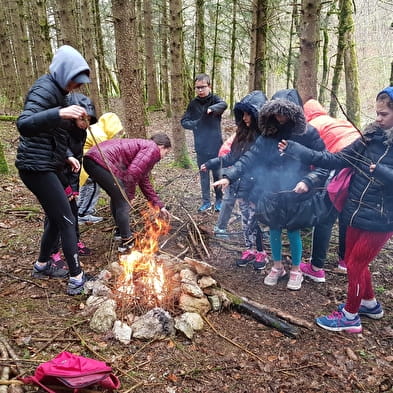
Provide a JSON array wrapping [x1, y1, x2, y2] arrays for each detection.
[[1, 112, 393, 393]]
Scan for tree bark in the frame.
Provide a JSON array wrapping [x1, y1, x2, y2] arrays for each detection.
[[296, 0, 321, 103], [112, 0, 146, 137]]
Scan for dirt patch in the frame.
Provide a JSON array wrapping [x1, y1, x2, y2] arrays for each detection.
[[0, 117, 393, 393]]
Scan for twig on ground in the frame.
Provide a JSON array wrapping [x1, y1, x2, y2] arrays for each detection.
[[202, 315, 265, 363]]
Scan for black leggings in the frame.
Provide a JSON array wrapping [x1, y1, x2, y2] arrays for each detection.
[[83, 157, 132, 239], [19, 170, 82, 276]]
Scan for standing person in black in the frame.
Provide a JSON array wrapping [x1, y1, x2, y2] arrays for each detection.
[[15, 45, 93, 295], [181, 74, 227, 212]]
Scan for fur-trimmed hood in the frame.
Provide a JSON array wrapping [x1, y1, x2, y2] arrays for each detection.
[[363, 122, 393, 146], [258, 99, 307, 137]]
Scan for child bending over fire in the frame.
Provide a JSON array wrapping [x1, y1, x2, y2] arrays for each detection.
[[83, 133, 171, 252]]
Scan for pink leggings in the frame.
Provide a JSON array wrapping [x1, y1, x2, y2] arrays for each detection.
[[344, 227, 393, 314]]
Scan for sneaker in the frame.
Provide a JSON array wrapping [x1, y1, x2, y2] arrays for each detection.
[[78, 214, 103, 224], [50, 252, 68, 270], [32, 260, 69, 279], [338, 259, 347, 272], [338, 302, 384, 320], [300, 262, 326, 283], [213, 226, 229, 239], [315, 311, 362, 333], [214, 200, 222, 212], [198, 202, 212, 212], [67, 272, 88, 295], [264, 267, 286, 286], [286, 270, 304, 290], [77, 241, 92, 256], [253, 251, 268, 270], [118, 237, 135, 253], [236, 250, 256, 267]]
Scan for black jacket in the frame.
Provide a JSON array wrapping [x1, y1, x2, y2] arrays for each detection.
[[181, 93, 227, 155], [284, 122, 393, 232], [222, 99, 328, 229]]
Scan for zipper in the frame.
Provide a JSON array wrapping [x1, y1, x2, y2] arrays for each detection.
[[349, 145, 390, 226]]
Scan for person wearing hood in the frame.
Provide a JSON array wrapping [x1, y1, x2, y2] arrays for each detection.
[[15, 45, 93, 295], [214, 89, 327, 290], [181, 73, 227, 212], [300, 99, 361, 283], [78, 112, 124, 225], [46, 92, 97, 265], [202, 91, 269, 269], [278, 87, 393, 333]]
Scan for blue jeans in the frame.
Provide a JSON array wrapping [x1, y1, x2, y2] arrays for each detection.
[[78, 178, 101, 216]]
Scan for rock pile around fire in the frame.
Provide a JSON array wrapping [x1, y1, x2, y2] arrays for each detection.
[[81, 256, 232, 344]]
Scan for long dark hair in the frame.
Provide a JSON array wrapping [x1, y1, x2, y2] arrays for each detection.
[[231, 113, 260, 156]]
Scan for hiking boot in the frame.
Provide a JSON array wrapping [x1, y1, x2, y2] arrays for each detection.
[[315, 310, 362, 333], [67, 272, 90, 295], [198, 202, 212, 212], [78, 214, 103, 224], [253, 251, 268, 270], [286, 270, 303, 290], [77, 241, 92, 256], [338, 259, 347, 272], [213, 226, 229, 239], [235, 250, 256, 267], [338, 302, 384, 320], [118, 237, 135, 253], [264, 267, 286, 286], [300, 262, 326, 283], [214, 200, 222, 212], [32, 260, 69, 279]]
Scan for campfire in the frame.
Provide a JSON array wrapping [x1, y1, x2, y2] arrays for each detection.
[[115, 205, 173, 314]]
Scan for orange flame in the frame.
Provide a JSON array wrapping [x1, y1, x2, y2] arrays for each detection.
[[118, 204, 170, 304]]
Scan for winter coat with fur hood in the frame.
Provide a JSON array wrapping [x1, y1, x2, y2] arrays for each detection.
[[84, 138, 164, 208], [222, 98, 328, 229], [284, 123, 393, 231], [15, 45, 91, 172]]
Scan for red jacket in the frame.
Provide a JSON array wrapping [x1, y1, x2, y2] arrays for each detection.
[[85, 138, 164, 207], [303, 99, 360, 152]]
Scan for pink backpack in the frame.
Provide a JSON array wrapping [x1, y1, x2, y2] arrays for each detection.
[[327, 167, 354, 212], [20, 351, 120, 392]]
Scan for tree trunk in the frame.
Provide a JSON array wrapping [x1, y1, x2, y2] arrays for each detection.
[[112, 0, 146, 137], [55, 0, 79, 47], [169, 0, 189, 167], [343, 0, 360, 127], [248, 5, 256, 92], [296, 0, 321, 103], [195, 0, 206, 74], [159, 0, 171, 117], [80, 1, 102, 116], [211, 0, 220, 91], [144, 0, 160, 109], [229, 0, 237, 112], [253, 0, 268, 92]]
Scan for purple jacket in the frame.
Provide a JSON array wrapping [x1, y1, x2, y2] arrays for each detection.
[[85, 138, 164, 208]]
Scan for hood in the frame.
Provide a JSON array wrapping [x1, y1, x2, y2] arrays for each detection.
[[363, 122, 393, 146], [233, 90, 268, 124], [258, 99, 307, 137], [49, 45, 91, 90], [271, 88, 303, 107], [68, 93, 97, 124], [303, 99, 327, 122], [90, 112, 123, 139]]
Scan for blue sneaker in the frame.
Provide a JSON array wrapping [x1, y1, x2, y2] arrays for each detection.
[[198, 202, 212, 212], [315, 310, 362, 333], [214, 200, 222, 212], [338, 302, 384, 320]]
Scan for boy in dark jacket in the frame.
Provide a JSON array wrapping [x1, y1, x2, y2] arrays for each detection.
[[181, 74, 227, 212]]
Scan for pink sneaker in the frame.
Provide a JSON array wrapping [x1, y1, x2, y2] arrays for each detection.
[[300, 262, 326, 283], [236, 250, 256, 267], [338, 259, 347, 272], [264, 267, 286, 286], [287, 270, 303, 290], [253, 251, 268, 270]]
